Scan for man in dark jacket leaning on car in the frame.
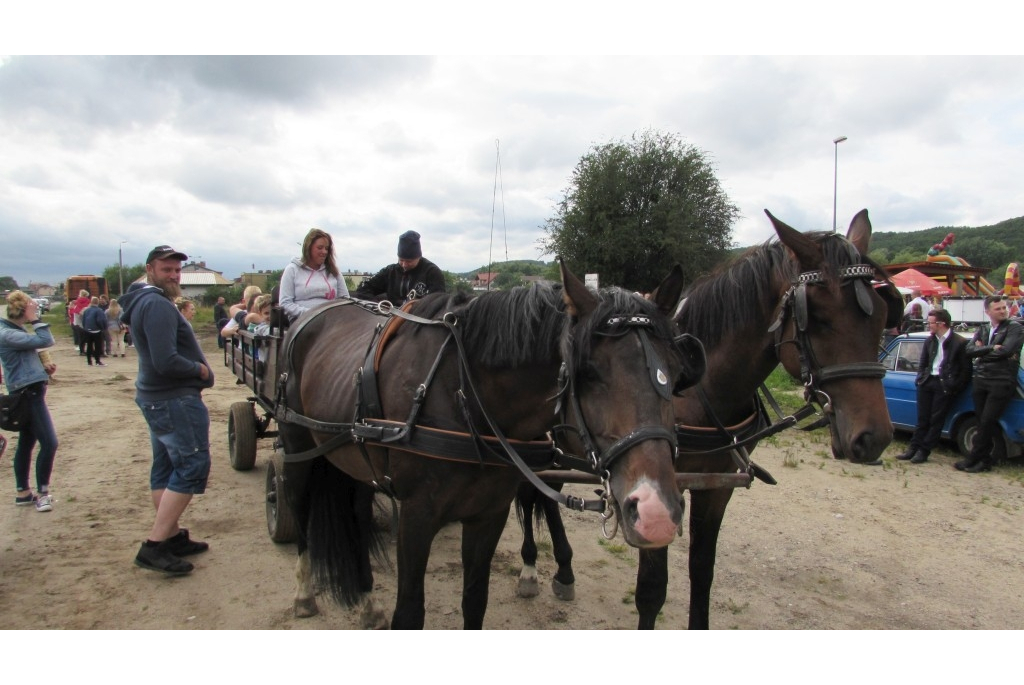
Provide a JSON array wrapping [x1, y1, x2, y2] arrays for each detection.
[[956, 295, 1024, 473], [896, 308, 972, 464]]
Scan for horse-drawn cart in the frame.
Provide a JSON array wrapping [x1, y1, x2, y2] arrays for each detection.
[[223, 325, 299, 543]]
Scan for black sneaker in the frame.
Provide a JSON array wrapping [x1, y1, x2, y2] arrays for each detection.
[[164, 529, 209, 556], [134, 541, 194, 576]]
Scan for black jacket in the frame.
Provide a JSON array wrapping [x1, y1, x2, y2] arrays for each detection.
[[354, 258, 446, 304], [915, 330, 970, 395], [967, 319, 1024, 382]]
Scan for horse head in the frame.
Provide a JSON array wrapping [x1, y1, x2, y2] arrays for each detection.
[[557, 260, 685, 548], [766, 209, 894, 463]]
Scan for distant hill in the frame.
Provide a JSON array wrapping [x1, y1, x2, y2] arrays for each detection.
[[731, 216, 1024, 285], [456, 260, 551, 279]]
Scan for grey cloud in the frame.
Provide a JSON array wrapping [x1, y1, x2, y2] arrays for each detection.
[[0, 56, 432, 142], [175, 158, 322, 208]]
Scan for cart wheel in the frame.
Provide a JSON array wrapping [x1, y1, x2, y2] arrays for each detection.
[[228, 401, 258, 471], [267, 450, 299, 543]]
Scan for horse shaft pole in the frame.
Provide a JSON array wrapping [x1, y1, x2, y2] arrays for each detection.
[[535, 470, 751, 490]]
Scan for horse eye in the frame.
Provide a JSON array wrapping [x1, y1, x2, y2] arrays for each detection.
[[577, 362, 602, 384]]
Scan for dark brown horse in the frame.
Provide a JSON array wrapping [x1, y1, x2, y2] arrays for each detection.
[[517, 210, 900, 628], [278, 262, 693, 629]]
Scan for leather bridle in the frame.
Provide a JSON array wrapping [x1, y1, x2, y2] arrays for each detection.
[[769, 262, 887, 420], [552, 315, 680, 474]]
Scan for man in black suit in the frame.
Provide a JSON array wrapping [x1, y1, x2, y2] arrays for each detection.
[[896, 308, 971, 464], [956, 295, 1024, 472]]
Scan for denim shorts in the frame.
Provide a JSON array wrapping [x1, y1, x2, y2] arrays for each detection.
[[136, 394, 211, 494]]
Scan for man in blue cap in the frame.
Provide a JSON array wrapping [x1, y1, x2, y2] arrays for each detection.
[[120, 245, 214, 575]]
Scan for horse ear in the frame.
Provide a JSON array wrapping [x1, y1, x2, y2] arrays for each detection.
[[846, 209, 872, 256], [649, 264, 685, 317], [559, 258, 598, 318], [765, 209, 822, 268]]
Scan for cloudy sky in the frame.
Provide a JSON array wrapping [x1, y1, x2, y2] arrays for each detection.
[[2, 16, 1021, 290]]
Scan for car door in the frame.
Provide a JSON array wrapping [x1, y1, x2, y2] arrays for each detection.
[[881, 337, 923, 430]]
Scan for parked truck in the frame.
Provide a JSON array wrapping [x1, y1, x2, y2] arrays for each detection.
[[64, 275, 109, 303]]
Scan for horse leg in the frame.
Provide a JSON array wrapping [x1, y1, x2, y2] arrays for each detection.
[[542, 494, 576, 601], [391, 506, 439, 630], [461, 509, 512, 629], [687, 487, 734, 630], [516, 484, 541, 598], [353, 483, 388, 629], [294, 545, 319, 618], [516, 483, 576, 601], [635, 547, 668, 629]]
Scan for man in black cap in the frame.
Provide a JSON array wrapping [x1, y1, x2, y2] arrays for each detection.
[[354, 230, 446, 304], [119, 245, 215, 575]]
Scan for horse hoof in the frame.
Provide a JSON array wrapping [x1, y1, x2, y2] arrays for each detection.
[[294, 597, 319, 618], [359, 603, 389, 629], [517, 576, 540, 598], [552, 579, 575, 601]]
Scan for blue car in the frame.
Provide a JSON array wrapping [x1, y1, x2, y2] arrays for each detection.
[[880, 333, 1024, 460]]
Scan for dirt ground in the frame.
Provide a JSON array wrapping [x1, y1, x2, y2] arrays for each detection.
[[3, 322, 1024, 631]]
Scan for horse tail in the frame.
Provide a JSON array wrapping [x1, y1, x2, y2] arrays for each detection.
[[306, 458, 388, 608], [515, 482, 557, 534]]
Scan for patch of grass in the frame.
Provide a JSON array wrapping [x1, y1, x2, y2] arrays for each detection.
[[597, 537, 633, 563], [782, 451, 799, 468], [621, 588, 635, 604], [725, 598, 749, 614]]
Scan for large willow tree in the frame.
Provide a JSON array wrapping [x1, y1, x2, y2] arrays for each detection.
[[541, 130, 738, 292]]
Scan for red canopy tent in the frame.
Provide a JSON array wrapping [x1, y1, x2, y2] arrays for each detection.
[[891, 268, 952, 297]]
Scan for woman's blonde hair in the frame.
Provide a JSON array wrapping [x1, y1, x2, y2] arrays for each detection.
[[242, 285, 262, 303], [252, 294, 273, 313], [302, 228, 339, 277], [4, 290, 32, 319], [107, 299, 122, 318], [174, 296, 194, 313]]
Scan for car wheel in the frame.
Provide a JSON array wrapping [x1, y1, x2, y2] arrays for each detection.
[[955, 416, 1008, 461]]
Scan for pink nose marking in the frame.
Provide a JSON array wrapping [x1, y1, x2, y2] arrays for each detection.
[[630, 483, 677, 546]]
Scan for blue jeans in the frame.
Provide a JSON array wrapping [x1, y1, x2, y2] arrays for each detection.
[[12, 383, 58, 493], [136, 394, 211, 495]]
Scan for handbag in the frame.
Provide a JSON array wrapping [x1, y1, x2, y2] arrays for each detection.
[[0, 389, 30, 431]]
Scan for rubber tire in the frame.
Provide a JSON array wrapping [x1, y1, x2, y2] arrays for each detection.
[[955, 416, 1008, 462], [266, 451, 299, 543], [228, 401, 258, 471]]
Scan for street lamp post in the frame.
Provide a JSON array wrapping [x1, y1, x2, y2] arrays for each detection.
[[118, 240, 128, 296], [832, 135, 848, 232]]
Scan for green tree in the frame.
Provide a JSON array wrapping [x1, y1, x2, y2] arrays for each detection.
[[492, 271, 526, 290], [540, 130, 738, 291], [954, 237, 1014, 271], [0, 276, 19, 292], [102, 262, 147, 297]]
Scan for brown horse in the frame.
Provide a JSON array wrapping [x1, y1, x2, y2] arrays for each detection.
[[277, 262, 693, 628], [517, 210, 899, 628]]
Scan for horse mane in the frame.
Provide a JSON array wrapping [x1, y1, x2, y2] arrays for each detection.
[[411, 284, 567, 368], [678, 231, 878, 348], [409, 283, 674, 370]]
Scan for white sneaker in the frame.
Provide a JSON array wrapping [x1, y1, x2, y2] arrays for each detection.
[[35, 494, 53, 512]]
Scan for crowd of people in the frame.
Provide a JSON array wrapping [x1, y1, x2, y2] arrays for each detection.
[[0, 228, 450, 574]]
